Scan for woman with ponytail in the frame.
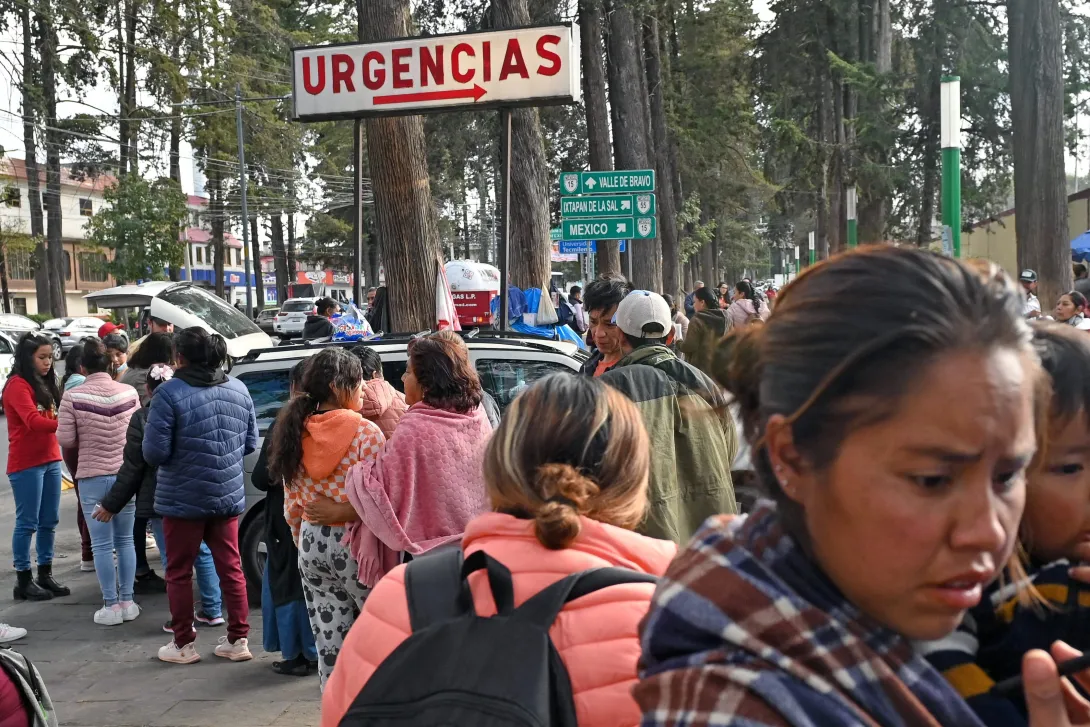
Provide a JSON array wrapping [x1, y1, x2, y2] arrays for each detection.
[[726, 279, 768, 329], [322, 373, 677, 727]]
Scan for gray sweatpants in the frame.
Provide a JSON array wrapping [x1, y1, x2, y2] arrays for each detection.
[[297, 521, 370, 689]]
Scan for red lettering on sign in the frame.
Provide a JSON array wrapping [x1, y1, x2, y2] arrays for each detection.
[[536, 34, 561, 76], [302, 56, 326, 94], [331, 54, 355, 93], [482, 41, 492, 82], [420, 45, 444, 87], [392, 47, 412, 88], [499, 38, 529, 80], [451, 43, 475, 83], [362, 51, 385, 90]]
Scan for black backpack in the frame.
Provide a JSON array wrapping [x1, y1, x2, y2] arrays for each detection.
[[338, 548, 657, 727], [556, 297, 575, 327]]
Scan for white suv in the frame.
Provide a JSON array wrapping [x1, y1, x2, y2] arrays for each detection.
[[230, 333, 588, 592], [272, 298, 320, 338]]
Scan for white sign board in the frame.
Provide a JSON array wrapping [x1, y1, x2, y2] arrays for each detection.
[[292, 25, 581, 120]]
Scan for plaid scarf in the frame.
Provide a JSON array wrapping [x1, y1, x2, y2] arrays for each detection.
[[636, 502, 987, 727]]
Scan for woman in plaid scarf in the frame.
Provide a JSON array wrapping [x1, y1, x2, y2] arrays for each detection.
[[635, 246, 1090, 727]]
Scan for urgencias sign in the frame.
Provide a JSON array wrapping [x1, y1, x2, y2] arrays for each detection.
[[292, 25, 581, 120]]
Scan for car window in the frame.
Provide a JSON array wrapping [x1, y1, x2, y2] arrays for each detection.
[[77, 318, 102, 328], [158, 286, 262, 340], [236, 370, 289, 435], [281, 300, 313, 313], [0, 337, 13, 354], [475, 359, 573, 410]]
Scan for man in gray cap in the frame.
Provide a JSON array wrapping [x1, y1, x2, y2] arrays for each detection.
[[599, 290, 738, 543], [1020, 269, 1041, 319]]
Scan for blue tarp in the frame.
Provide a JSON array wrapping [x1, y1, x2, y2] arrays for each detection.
[[1073, 231, 1090, 263], [488, 286, 587, 350]]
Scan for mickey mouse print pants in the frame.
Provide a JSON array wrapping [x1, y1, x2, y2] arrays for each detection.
[[297, 521, 370, 689]]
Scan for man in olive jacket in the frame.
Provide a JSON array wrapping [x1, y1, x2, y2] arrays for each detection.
[[600, 290, 738, 543]]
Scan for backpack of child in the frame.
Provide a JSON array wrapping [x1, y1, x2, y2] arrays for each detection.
[[0, 646, 57, 727], [337, 548, 657, 727], [556, 296, 575, 328]]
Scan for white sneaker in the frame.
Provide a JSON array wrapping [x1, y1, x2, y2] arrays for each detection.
[[80, 560, 95, 572], [0, 624, 27, 643], [213, 635, 252, 662], [158, 640, 201, 664], [119, 601, 140, 622], [93, 604, 124, 626]]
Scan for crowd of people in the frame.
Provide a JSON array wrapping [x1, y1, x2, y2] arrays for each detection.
[[8, 245, 1090, 726]]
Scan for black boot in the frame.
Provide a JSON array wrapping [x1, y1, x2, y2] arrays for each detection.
[[36, 564, 70, 597], [13, 570, 52, 601]]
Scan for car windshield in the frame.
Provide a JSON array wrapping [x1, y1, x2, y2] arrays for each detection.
[[42, 318, 71, 329], [0, 315, 37, 330], [280, 300, 313, 313], [157, 286, 262, 340], [258, 310, 278, 319]]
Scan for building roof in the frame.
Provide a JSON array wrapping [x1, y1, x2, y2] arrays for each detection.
[[0, 157, 118, 194], [187, 194, 207, 208], [185, 227, 243, 248], [969, 186, 1090, 230]]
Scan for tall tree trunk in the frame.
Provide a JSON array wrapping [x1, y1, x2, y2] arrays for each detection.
[[608, 0, 660, 290], [0, 245, 9, 314], [38, 13, 65, 315], [493, 0, 551, 291], [124, 0, 138, 175], [859, 0, 891, 242], [270, 214, 288, 306], [916, 77, 940, 247], [815, 76, 831, 262], [1009, 0, 1070, 307], [22, 3, 47, 310], [581, 0, 618, 277], [287, 212, 297, 280], [645, 16, 679, 300], [361, 0, 442, 331], [116, 2, 128, 176], [250, 216, 263, 309], [209, 170, 225, 297]]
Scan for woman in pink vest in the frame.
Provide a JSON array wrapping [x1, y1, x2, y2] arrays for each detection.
[[321, 373, 676, 727]]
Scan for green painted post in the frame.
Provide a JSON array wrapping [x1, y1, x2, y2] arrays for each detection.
[[846, 186, 858, 248], [941, 76, 962, 258]]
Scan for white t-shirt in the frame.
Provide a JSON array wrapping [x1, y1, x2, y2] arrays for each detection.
[[1024, 293, 1041, 317]]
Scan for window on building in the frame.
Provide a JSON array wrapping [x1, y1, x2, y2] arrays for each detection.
[[12, 298, 26, 315], [5, 249, 33, 280], [206, 246, 212, 264], [62, 250, 71, 282], [3, 188, 20, 208], [189, 211, 200, 227], [87, 300, 98, 314], [195, 247, 203, 264], [235, 248, 242, 266], [77, 252, 108, 283], [79, 198, 93, 217]]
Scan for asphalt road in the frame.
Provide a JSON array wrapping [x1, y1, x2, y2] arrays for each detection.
[[0, 412, 321, 727]]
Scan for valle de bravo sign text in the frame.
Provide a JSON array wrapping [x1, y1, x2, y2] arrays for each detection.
[[291, 25, 581, 120]]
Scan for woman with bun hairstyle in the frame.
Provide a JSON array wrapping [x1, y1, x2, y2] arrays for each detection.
[[725, 279, 768, 329], [635, 246, 1088, 726], [321, 373, 677, 727]]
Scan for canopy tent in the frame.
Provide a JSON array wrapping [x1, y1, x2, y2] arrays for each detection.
[[1073, 230, 1090, 263]]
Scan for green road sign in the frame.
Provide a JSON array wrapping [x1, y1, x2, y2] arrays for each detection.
[[558, 170, 655, 196], [560, 193, 656, 218], [549, 227, 561, 241], [561, 216, 657, 241]]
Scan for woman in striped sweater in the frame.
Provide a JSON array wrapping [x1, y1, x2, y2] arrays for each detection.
[[57, 338, 140, 626]]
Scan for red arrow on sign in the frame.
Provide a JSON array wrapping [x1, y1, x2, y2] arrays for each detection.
[[373, 84, 487, 106]]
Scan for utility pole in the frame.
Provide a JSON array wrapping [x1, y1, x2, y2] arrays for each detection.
[[235, 83, 254, 318], [941, 76, 962, 258], [846, 187, 858, 248], [352, 0, 365, 306]]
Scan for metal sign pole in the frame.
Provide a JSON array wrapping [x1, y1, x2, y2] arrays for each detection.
[[498, 108, 512, 330]]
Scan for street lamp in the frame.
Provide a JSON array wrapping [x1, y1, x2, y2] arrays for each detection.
[[941, 76, 961, 258], [846, 186, 858, 248]]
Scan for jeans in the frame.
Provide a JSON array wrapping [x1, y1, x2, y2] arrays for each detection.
[[163, 516, 248, 647], [9, 461, 62, 572], [77, 475, 136, 605], [149, 519, 222, 617]]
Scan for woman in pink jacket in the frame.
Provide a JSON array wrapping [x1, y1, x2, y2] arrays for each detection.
[[321, 373, 677, 727]]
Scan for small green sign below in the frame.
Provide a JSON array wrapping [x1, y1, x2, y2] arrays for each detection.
[[558, 170, 656, 196], [549, 227, 562, 241], [561, 216, 657, 241], [560, 193, 656, 218]]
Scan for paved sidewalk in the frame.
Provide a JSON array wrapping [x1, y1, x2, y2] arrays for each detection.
[[0, 490, 321, 727]]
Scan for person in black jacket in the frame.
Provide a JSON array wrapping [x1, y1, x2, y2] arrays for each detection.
[[97, 364, 225, 632], [302, 298, 339, 339], [253, 360, 318, 676]]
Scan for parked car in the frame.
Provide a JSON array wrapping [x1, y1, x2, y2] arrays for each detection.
[[0, 314, 63, 360], [42, 316, 121, 353], [255, 308, 279, 335], [0, 330, 17, 414], [84, 282, 274, 360], [230, 333, 588, 595], [272, 297, 320, 338]]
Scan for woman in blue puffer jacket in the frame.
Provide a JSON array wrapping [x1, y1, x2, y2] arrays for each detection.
[[142, 327, 258, 666]]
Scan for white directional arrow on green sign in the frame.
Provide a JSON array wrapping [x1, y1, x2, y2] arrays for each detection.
[[561, 194, 656, 218], [558, 170, 656, 196], [561, 216, 658, 241]]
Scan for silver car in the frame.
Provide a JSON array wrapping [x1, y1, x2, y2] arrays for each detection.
[[42, 316, 118, 353], [0, 313, 63, 360]]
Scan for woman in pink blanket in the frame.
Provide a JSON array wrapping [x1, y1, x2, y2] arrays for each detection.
[[308, 331, 493, 588]]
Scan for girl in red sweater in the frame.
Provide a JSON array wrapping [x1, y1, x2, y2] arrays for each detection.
[[2, 333, 69, 603]]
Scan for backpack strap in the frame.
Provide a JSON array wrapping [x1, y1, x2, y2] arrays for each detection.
[[513, 567, 659, 629], [405, 548, 467, 633]]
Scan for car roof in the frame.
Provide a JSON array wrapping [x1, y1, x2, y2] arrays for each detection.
[[234, 332, 585, 366]]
